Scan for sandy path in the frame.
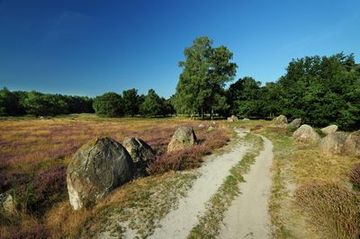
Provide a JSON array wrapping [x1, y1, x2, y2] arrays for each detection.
[[149, 129, 249, 239], [218, 135, 273, 239]]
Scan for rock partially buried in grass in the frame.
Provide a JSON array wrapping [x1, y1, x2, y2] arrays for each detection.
[[320, 132, 348, 156], [293, 124, 320, 144], [321, 125, 338, 135], [287, 118, 302, 130], [0, 192, 17, 215], [343, 130, 360, 157], [167, 126, 197, 152], [273, 115, 288, 124], [67, 137, 134, 210], [227, 115, 238, 122], [207, 126, 215, 132], [123, 137, 155, 177]]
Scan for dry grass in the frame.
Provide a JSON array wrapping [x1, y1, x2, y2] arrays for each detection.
[[261, 125, 360, 239], [43, 171, 197, 238], [295, 182, 360, 239], [349, 163, 360, 190], [0, 114, 231, 238]]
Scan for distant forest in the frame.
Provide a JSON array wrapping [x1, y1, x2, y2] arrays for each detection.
[[1, 37, 359, 130]]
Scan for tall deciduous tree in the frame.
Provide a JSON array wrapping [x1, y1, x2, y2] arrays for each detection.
[[174, 36, 237, 118]]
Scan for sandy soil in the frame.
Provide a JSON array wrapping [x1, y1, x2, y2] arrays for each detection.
[[218, 135, 273, 239], [149, 129, 249, 239]]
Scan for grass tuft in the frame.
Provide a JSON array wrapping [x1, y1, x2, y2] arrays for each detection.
[[349, 163, 360, 191], [295, 181, 360, 239]]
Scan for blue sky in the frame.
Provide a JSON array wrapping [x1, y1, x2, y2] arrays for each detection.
[[0, 0, 359, 97]]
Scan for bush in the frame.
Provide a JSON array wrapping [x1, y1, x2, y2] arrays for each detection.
[[0, 172, 30, 193], [15, 166, 66, 215], [12, 223, 48, 239], [350, 163, 360, 191], [295, 181, 360, 239], [147, 145, 211, 175]]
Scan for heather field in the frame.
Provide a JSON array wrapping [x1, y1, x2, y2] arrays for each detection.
[[0, 114, 231, 238]]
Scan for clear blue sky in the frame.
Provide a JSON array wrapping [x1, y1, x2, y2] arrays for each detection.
[[1, 0, 359, 98]]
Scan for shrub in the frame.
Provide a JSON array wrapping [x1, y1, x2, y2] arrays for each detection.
[[12, 223, 48, 239], [295, 181, 360, 239], [350, 163, 360, 191], [147, 145, 211, 175], [15, 166, 67, 215], [0, 172, 30, 193]]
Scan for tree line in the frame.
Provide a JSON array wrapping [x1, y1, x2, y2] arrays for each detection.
[[0, 88, 174, 118], [173, 37, 360, 130], [225, 53, 360, 130], [0, 89, 94, 116], [1, 36, 359, 130]]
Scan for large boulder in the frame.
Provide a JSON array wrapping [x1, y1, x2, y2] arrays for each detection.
[[288, 118, 302, 130], [320, 132, 348, 156], [293, 124, 321, 144], [273, 115, 288, 124], [343, 130, 360, 157], [321, 125, 338, 135], [167, 126, 197, 152], [227, 115, 238, 122], [67, 137, 134, 210], [123, 137, 155, 177]]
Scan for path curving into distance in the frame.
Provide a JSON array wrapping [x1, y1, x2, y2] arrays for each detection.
[[149, 128, 249, 239]]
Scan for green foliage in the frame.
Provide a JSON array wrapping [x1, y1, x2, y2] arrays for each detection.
[[174, 36, 237, 117], [0, 88, 22, 116], [139, 89, 163, 116], [122, 88, 141, 116], [93, 92, 124, 117], [226, 53, 360, 130], [278, 53, 360, 130], [0, 88, 93, 117]]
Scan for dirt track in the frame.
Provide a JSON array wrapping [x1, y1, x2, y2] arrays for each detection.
[[150, 129, 249, 239], [219, 135, 273, 239]]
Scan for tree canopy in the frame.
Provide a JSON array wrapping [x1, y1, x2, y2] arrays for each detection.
[[93, 92, 124, 117], [173, 36, 237, 118], [226, 53, 360, 130]]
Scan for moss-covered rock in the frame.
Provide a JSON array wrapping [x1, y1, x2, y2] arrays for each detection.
[[167, 126, 197, 152], [67, 137, 134, 210], [123, 137, 155, 177]]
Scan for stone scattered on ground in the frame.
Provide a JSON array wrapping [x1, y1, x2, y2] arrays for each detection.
[[288, 118, 302, 130], [320, 132, 348, 156], [227, 115, 238, 122], [0, 192, 16, 215], [242, 118, 250, 121], [321, 125, 338, 135], [343, 130, 360, 157], [293, 124, 321, 144], [273, 115, 288, 124], [207, 126, 215, 132], [198, 124, 206, 128], [167, 126, 197, 152], [123, 137, 155, 177], [67, 137, 134, 210]]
